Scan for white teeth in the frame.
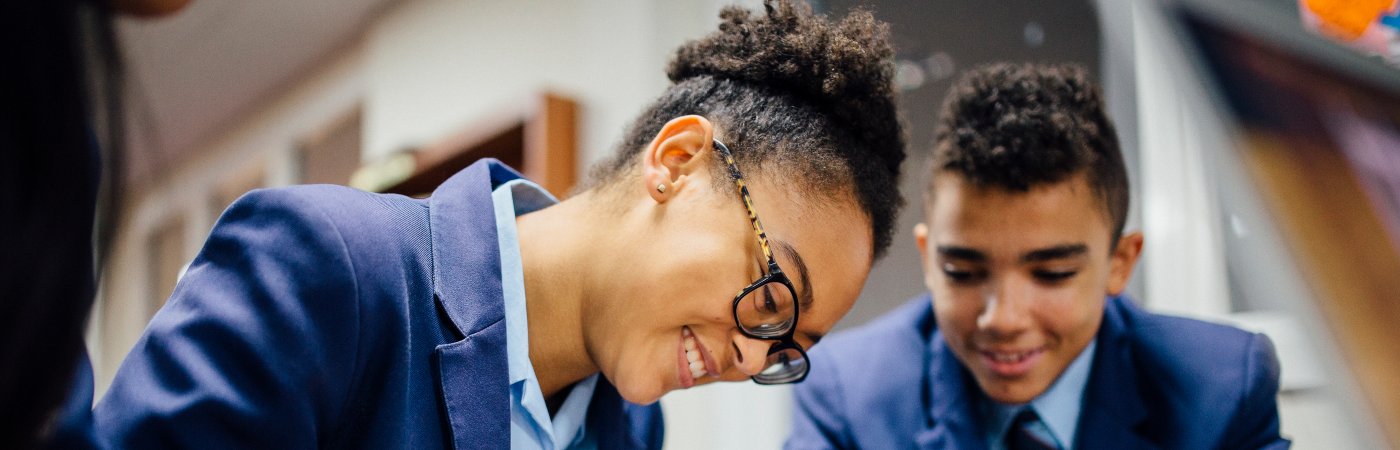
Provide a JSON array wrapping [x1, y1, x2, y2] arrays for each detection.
[[990, 350, 1034, 363], [683, 334, 707, 380], [688, 360, 706, 379]]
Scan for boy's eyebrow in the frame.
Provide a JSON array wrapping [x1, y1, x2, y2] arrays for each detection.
[[1021, 244, 1088, 263], [936, 246, 986, 262], [936, 244, 1088, 263]]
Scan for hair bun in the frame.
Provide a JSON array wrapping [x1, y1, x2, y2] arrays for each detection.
[[667, 0, 902, 177]]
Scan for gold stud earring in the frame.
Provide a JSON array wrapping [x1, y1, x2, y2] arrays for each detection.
[[656, 183, 667, 193]]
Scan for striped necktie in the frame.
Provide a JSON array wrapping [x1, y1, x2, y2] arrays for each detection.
[[1005, 408, 1059, 450]]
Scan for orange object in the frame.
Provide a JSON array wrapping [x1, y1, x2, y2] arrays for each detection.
[[1303, 0, 1397, 40]]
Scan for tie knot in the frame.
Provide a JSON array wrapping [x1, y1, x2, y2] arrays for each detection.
[[1005, 407, 1057, 450], [1013, 408, 1040, 426]]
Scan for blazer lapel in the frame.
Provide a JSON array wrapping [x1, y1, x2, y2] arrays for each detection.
[[916, 332, 987, 450], [436, 323, 509, 450], [428, 159, 525, 450], [1074, 297, 1158, 450]]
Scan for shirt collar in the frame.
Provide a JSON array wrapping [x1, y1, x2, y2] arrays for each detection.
[[493, 179, 600, 449], [982, 340, 1097, 449], [493, 178, 558, 385]]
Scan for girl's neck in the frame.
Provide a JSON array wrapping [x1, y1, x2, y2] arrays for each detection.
[[514, 190, 628, 400]]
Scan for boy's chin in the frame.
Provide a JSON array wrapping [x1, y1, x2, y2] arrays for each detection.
[[975, 377, 1051, 405]]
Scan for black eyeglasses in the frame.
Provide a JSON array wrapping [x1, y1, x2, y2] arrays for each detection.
[[712, 139, 810, 385]]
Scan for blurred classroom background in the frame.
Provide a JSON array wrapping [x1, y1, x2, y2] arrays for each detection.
[[92, 0, 1400, 448]]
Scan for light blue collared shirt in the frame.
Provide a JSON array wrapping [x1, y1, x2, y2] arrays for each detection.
[[493, 179, 600, 450], [982, 341, 1097, 450]]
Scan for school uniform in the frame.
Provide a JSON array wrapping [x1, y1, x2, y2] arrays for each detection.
[[91, 159, 662, 449], [786, 294, 1288, 450]]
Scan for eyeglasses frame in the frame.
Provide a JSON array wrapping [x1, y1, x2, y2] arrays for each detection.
[[711, 138, 810, 385]]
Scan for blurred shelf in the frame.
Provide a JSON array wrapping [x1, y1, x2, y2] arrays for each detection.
[[351, 92, 578, 198]]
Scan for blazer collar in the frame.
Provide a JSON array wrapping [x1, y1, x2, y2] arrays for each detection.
[[427, 159, 524, 450], [917, 296, 1158, 450], [1074, 296, 1158, 450], [428, 158, 525, 337], [917, 322, 987, 450]]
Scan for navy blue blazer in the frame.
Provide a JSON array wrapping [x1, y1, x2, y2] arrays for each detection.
[[91, 160, 663, 449], [787, 295, 1289, 450]]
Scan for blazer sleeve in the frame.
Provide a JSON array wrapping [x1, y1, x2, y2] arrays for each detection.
[[1221, 332, 1291, 450], [41, 351, 99, 450], [785, 349, 853, 450], [93, 188, 363, 449]]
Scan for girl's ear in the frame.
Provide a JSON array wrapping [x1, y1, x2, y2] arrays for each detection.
[[642, 115, 714, 203]]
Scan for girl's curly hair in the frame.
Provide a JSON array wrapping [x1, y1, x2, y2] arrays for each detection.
[[591, 0, 906, 260]]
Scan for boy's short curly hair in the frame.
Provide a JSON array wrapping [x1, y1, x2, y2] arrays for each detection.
[[590, 0, 906, 260], [929, 63, 1129, 242]]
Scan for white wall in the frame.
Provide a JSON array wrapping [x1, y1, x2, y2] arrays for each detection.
[[365, 0, 724, 168], [1130, 0, 1233, 319]]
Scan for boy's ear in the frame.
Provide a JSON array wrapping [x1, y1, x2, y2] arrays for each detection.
[[915, 223, 935, 291], [642, 115, 714, 203], [1106, 231, 1144, 296]]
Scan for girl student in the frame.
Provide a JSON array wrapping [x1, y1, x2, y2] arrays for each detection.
[[90, 1, 906, 448]]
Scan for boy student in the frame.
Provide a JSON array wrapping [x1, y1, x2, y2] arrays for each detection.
[[786, 63, 1288, 450]]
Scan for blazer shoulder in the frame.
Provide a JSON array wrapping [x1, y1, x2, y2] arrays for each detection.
[[96, 186, 373, 448], [226, 185, 432, 266], [808, 294, 932, 370], [789, 295, 933, 450], [218, 185, 437, 325], [1118, 301, 1265, 383], [228, 185, 428, 231], [1114, 300, 1282, 432]]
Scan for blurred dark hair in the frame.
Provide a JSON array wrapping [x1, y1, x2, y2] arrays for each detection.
[[0, 0, 124, 447], [589, 0, 906, 260], [929, 62, 1128, 243]]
